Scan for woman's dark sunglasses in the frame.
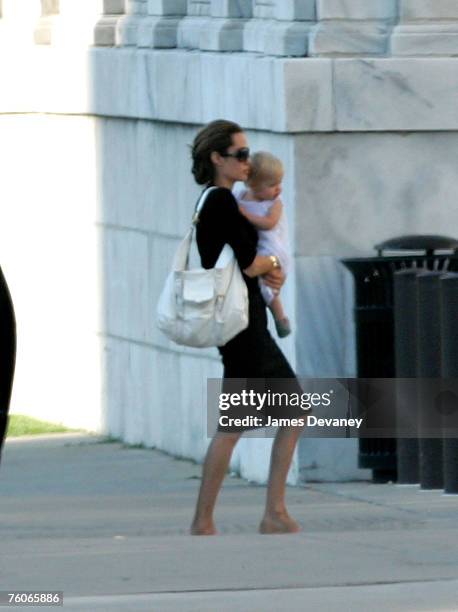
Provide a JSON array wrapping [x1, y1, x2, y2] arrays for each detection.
[[220, 147, 250, 162]]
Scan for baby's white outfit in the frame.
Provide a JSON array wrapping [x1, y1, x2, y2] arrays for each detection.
[[235, 187, 291, 306]]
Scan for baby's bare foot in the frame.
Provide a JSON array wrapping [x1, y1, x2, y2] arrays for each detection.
[[275, 317, 291, 338], [190, 521, 217, 536], [259, 511, 301, 534]]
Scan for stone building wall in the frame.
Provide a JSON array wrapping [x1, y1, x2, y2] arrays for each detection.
[[1, 0, 457, 482]]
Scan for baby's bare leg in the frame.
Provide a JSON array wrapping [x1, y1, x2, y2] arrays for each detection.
[[269, 295, 291, 338], [269, 295, 286, 321]]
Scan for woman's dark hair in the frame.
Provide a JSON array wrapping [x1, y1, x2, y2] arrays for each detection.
[[191, 119, 243, 185]]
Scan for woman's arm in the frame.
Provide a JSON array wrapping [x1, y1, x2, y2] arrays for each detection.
[[239, 200, 282, 231], [206, 189, 284, 288]]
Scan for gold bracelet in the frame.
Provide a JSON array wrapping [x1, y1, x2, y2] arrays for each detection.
[[269, 255, 280, 269]]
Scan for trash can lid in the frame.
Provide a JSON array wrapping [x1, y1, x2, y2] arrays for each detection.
[[375, 235, 458, 255]]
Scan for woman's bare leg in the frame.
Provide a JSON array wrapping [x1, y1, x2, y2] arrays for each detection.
[[190, 431, 242, 535], [259, 425, 303, 534]]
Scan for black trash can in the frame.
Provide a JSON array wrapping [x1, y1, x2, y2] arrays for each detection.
[[342, 235, 458, 483], [440, 273, 458, 494]]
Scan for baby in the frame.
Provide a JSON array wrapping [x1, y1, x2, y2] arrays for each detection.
[[235, 151, 291, 338]]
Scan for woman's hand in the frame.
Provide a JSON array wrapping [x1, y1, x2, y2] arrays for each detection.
[[243, 255, 284, 280], [263, 268, 285, 291]]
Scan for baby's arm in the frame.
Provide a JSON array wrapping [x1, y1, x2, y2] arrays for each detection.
[[239, 199, 282, 231]]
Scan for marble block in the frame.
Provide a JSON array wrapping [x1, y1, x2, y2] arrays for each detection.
[[103, 335, 218, 458], [88, 48, 335, 132], [210, 0, 252, 19], [137, 16, 181, 47], [197, 52, 273, 127], [140, 49, 203, 122], [264, 20, 311, 56], [96, 117, 201, 234], [243, 18, 271, 53], [147, 0, 187, 15], [252, 1, 275, 20], [100, 337, 123, 439], [317, 0, 397, 21], [90, 48, 141, 117], [391, 24, 458, 56], [274, 0, 316, 22], [293, 131, 458, 256], [150, 349, 220, 459], [199, 17, 247, 51], [175, 353, 221, 461], [95, 118, 142, 228], [145, 348, 181, 450], [310, 22, 392, 56], [200, 53, 333, 131], [295, 256, 355, 377], [123, 343, 157, 447], [101, 228, 150, 341], [334, 58, 458, 131], [104, 339, 157, 445], [282, 58, 333, 132], [177, 16, 210, 48], [124, 0, 136, 14], [116, 14, 142, 45], [187, 0, 211, 17], [245, 18, 311, 56], [129, 0, 148, 15], [101, 0, 126, 14], [135, 121, 200, 235], [400, 0, 458, 21], [94, 16, 119, 46]]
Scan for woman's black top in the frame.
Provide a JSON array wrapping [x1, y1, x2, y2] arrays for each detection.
[[196, 187, 302, 429], [196, 185, 299, 362]]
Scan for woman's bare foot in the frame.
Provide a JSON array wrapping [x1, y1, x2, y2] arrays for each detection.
[[190, 520, 217, 536], [259, 511, 301, 534]]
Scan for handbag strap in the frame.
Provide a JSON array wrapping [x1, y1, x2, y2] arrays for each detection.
[[183, 186, 218, 270], [192, 186, 218, 226]]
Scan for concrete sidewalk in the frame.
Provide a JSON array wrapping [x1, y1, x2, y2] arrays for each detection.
[[1, 434, 457, 611]]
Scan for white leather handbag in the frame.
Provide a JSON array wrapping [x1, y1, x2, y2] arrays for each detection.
[[156, 187, 249, 348]]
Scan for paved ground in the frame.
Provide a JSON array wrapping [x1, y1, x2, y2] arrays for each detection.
[[1, 434, 457, 611]]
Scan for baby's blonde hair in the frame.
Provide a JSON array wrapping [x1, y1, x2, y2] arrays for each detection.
[[246, 151, 284, 188]]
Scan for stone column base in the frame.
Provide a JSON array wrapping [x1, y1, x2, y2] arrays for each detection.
[[310, 22, 393, 56], [391, 24, 458, 56], [244, 19, 311, 56], [94, 16, 119, 47], [199, 18, 249, 52], [137, 17, 182, 49], [177, 16, 211, 49]]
